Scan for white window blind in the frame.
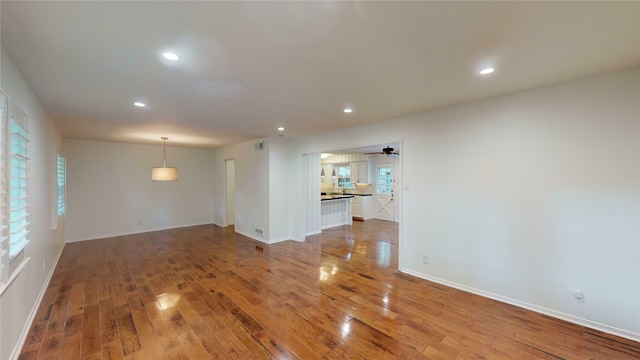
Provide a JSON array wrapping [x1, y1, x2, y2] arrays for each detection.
[[57, 152, 66, 216], [0, 91, 8, 283], [8, 103, 29, 261]]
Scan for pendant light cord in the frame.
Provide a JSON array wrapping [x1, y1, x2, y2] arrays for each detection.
[[162, 137, 168, 167]]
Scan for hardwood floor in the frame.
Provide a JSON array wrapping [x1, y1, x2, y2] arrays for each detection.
[[19, 220, 639, 359]]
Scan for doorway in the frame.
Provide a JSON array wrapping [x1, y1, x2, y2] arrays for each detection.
[[225, 159, 235, 226], [373, 163, 395, 221]]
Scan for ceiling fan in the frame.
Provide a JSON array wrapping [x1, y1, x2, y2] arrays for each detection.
[[365, 145, 399, 157]]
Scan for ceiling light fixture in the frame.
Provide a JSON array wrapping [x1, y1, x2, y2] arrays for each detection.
[[480, 67, 495, 75], [344, 108, 353, 113], [134, 102, 146, 107], [152, 137, 178, 181], [277, 127, 285, 131], [163, 52, 179, 61]]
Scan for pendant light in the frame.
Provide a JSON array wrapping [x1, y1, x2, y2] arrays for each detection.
[[152, 137, 178, 181]]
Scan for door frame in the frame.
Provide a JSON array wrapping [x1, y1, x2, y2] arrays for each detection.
[[373, 163, 396, 222], [224, 158, 236, 227], [301, 139, 404, 269]]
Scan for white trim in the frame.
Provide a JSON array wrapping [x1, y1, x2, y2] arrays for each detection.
[[8, 239, 30, 260], [289, 235, 304, 242], [9, 247, 63, 360], [234, 232, 293, 245], [212, 221, 224, 228], [268, 236, 291, 244], [400, 267, 640, 343], [235, 229, 271, 244], [0, 256, 30, 296]]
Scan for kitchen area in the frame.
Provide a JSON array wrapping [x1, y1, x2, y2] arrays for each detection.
[[319, 144, 399, 230]]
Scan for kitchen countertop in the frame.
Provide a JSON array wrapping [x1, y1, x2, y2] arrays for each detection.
[[321, 195, 355, 201]]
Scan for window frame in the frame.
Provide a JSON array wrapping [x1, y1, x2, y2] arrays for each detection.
[[7, 102, 30, 262], [334, 163, 352, 189], [0, 92, 33, 295], [56, 151, 66, 217], [0, 90, 8, 286], [375, 165, 392, 194]]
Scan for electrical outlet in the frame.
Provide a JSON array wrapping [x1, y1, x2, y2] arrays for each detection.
[[137, 219, 141, 225], [422, 254, 429, 264]]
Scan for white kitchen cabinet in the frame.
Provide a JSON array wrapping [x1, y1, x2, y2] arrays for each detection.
[[350, 161, 369, 184], [352, 196, 362, 218], [351, 195, 373, 220]]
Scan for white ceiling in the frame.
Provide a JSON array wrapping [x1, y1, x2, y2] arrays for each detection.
[[1, 1, 638, 149]]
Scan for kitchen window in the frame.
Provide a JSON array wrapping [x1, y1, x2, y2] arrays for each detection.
[[335, 163, 352, 188]]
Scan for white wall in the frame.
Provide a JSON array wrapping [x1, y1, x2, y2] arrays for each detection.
[[212, 138, 269, 241], [289, 68, 640, 340], [64, 139, 214, 242], [0, 47, 65, 360], [268, 137, 295, 243]]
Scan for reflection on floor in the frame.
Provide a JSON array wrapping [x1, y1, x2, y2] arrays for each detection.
[[19, 220, 638, 359]]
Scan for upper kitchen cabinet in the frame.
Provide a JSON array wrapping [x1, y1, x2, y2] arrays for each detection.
[[350, 161, 369, 184], [322, 154, 369, 186]]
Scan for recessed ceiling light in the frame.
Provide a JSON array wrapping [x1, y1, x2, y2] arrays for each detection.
[[480, 67, 495, 75], [344, 108, 353, 113], [134, 102, 146, 107], [277, 127, 285, 131], [163, 52, 179, 61]]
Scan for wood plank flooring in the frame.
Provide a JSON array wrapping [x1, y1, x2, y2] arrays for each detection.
[[19, 220, 640, 359]]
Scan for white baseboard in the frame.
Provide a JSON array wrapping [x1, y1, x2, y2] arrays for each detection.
[[268, 237, 291, 244], [235, 229, 271, 244], [10, 247, 65, 360], [232, 230, 291, 245], [400, 268, 640, 343]]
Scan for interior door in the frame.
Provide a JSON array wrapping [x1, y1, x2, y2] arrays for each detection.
[[373, 164, 394, 221]]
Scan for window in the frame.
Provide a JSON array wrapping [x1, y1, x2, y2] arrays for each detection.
[[0, 91, 8, 283], [376, 166, 392, 194], [335, 164, 352, 188], [8, 104, 29, 261], [57, 152, 66, 216]]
